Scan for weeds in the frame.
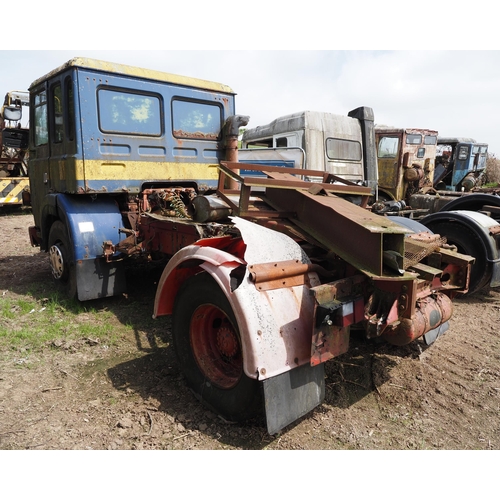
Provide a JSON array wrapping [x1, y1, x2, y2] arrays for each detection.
[[0, 290, 119, 352], [483, 154, 500, 185]]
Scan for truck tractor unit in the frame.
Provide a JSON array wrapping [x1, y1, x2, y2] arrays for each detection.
[[0, 91, 30, 206], [27, 59, 475, 434]]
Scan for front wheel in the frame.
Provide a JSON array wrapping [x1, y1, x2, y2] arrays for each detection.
[[172, 272, 262, 421], [48, 221, 77, 300]]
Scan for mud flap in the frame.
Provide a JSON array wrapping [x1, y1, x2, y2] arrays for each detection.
[[76, 258, 127, 301], [423, 320, 449, 346], [263, 363, 325, 435], [491, 259, 500, 288]]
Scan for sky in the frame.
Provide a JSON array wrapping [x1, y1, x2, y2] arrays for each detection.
[[3, 49, 500, 154], [2, 3, 500, 155]]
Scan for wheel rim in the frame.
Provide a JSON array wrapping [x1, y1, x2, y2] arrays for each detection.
[[190, 304, 243, 389], [49, 244, 65, 280]]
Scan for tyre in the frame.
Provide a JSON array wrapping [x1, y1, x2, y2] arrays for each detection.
[[172, 272, 262, 421], [423, 221, 490, 295], [48, 221, 77, 300]]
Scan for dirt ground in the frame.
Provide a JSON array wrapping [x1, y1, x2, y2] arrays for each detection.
[[1, 208, 499, 452]]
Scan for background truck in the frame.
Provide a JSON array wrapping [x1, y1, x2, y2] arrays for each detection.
[[0, 91, 30, 206], [374, 126, 500, 295], [375, 125, 438, 204], [239, 109, 378, 195], [27, 58, 474, 434], [241, 115, 500, 295], [433, 137, 488, 192]]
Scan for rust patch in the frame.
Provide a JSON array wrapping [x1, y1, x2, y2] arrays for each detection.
[[248, 260, 331, 291], [173, 130, 219, 140]]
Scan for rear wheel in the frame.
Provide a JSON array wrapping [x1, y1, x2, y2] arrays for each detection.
[[48, 221, 77, 300], [172, 272, 262, 421]]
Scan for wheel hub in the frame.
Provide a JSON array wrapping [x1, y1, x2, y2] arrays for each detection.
[[216, 326, 239, 358], [190, 304, 242, 389], [49, 245, 64, 279]]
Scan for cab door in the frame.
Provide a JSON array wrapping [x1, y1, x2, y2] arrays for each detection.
[[47, 76, 78, 194], [29, 84, 51, 229], [377, 133, 402, 200]]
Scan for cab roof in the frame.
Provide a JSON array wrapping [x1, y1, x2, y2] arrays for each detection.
[[29, 57, 235, 95]]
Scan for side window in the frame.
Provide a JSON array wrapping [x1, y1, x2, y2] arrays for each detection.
[[98, 89, 161, 136], [378, 136, 399, 158], [51, 84, 64, 143], [417, 148, 425, 158], [172, 99, 221, 140], [246, 139, 273, 148], [472, 145, 488, 156], [65, 78, 75, 141], [276, 137, 288, 147], [406, 134, 422, 145], [458, 146, 469, 160], [326, 138, 362, 161], [34, 90, 48, 146]]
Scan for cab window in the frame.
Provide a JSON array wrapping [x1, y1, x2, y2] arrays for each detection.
[[172, 99, 221, 140], [34, 90, 48, 146], [245, 139, 273, 148], [51, 84, 64, 143], [473, 145, 488, 155], [98, 89, 161, 136], [378, 136, 399, 158], [66, 78, 75, 141], [458, 146, 469, 160], [406, 134, 422, 145], [326, 138, 362, 161]]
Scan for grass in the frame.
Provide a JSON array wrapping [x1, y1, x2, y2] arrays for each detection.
[[0, 290, 119, 352]]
